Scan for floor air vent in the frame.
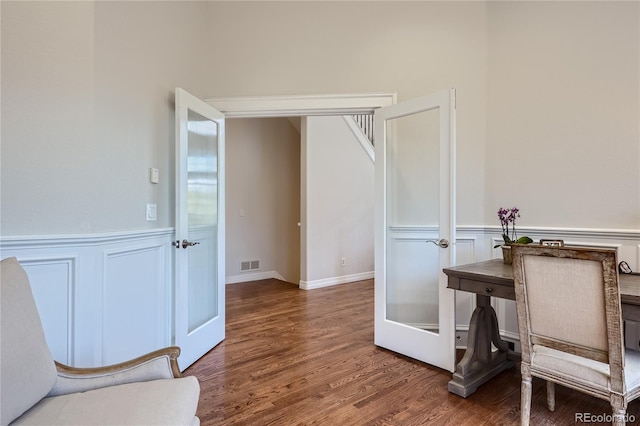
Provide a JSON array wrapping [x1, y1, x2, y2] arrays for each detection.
[[241, 260, 260, 272]]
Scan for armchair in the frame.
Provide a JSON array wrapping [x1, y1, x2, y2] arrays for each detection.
[[0, 257, 200, 425]]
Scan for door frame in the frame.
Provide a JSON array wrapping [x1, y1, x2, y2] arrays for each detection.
[[205, 93, 396, 118], [205, 93, 396, 287]]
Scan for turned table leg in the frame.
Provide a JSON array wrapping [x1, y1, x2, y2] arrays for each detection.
[[448, 294, 515, 397]]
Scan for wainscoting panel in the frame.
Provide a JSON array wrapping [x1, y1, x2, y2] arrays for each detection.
[[2, 226, 638, 365], [480, 227, 640, 346], [102, 243, 170, 365], [1, 229, 174, 367], [17, 256, 77, 365], [453, 236, 477, 339]]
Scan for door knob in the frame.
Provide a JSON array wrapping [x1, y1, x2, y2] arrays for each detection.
[[181, 239, 200, 249], [426, 238, 449, 248]]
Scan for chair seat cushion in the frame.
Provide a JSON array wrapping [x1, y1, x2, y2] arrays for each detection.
[[532, 345, 640, 392], [623, 349, 640, 390], [11, 376, 200, 426]]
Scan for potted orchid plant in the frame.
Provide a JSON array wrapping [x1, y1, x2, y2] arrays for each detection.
[[494, 207, 533, 263]]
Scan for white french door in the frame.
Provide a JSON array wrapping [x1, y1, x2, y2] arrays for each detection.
[[174, 88, 225, 370], [374, 88, 456, 372]]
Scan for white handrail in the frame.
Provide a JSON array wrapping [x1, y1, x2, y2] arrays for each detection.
[[343, 116, 375, 163]]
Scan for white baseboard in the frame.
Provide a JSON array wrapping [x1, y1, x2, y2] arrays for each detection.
[[225, 270, 285, 285], [299, 271, 374, 290]]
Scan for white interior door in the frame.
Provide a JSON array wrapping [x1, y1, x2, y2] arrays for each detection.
[[174, 88, 225, 370], [374, 88, 456, 372]]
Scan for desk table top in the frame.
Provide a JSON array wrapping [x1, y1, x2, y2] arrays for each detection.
[[444, 259, 640, 306]]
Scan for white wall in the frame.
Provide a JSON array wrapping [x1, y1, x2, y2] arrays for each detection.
[[485, 1, 640, 230], [301, 116, 375, 288], [225, 118, 301, 284], [1, 1, 212, 235], [201, 1, 489, 226], [1, 0, 639, 366], [1, 1, 212, 367], [3, 1, 636, 237], [200, 1, 638, 232]]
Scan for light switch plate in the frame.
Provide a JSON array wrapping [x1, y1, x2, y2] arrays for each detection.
[[146, 203, 157, 221], [150, 168, 159, 184]]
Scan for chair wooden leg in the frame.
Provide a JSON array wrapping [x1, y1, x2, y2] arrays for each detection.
[[612, 409, 626, 426], [546, 381, 555, 412], [521, 365, 532, 426], [610, 394, 627, 426]]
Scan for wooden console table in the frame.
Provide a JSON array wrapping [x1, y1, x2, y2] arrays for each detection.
[[443, 259, 640, 398]]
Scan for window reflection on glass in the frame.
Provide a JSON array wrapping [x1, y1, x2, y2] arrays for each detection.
[[187, 110, 218, 333], [187, 114, 218, 227]]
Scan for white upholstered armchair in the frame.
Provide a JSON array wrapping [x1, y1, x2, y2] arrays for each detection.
[[0, 257, 201, 425]]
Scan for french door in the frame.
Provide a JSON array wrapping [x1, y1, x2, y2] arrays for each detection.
[[174, 88, 225, 370], [374, 88, 456, 372]]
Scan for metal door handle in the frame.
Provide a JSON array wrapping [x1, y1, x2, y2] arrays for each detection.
[[426, 238, 449, 248], [171, 240, 201, 249], [181, 239, 200, 249]]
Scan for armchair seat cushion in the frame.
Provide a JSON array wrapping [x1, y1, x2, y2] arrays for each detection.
[[11, 376, 200, 426]]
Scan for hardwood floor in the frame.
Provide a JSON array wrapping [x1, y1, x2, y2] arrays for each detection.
[[184, 279, 640, 425]]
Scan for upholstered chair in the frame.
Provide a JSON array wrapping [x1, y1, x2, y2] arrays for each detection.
[[512, 245, 640, 426], [1, 257, 201, 425]]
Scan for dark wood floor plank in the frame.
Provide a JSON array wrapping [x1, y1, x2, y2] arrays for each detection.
[[185, 278, 640, 425]]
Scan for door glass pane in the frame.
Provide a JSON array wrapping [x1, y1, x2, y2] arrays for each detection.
[[385, 108, 440, 334], [187, 109, 218, 333]]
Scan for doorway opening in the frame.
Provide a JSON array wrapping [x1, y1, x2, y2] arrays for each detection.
[[208, 94, 395, 288]]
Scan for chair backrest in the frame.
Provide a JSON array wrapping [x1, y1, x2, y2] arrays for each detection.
[[511, 245, 624, 388], [1, 257, 57, 426]]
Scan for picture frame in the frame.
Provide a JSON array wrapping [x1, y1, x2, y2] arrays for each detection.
[[540, 239, 564, 247]]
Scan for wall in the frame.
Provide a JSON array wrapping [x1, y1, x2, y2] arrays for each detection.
[[1, 1, 212, 235], [4, 1, 636, 240], [225, 118, 301, 284], [201, 1, 638, 232], [301, 116, 375, 288], [485, 1, 640, 230], [1, 1, 212, 367], [203, 1, 489, 227], [1, 0, 638, 366]]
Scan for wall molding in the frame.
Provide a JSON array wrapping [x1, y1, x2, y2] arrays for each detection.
[[300, 271, 374, 290], [205, 93, 396, 118], [461, 224, 640, 240], [0, 228, 175, 248], [226, 270, 285, 285]]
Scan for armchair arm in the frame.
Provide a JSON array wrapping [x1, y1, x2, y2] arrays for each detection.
[[48, 346, 183, 397]]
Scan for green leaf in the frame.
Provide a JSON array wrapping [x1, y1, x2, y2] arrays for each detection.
[[515, 236, 533, 244]]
